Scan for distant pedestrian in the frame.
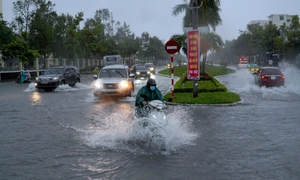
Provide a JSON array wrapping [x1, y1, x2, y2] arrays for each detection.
[[26, 70, 31, 81], [93, 67, 99, 75]]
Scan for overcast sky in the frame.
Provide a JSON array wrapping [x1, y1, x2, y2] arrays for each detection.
[[2, 0, 300, 42]]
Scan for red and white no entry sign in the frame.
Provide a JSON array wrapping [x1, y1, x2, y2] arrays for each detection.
[[164, 40, 180, 54]]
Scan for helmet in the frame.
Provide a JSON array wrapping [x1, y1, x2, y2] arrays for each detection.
[[147, 78, 156, 87]]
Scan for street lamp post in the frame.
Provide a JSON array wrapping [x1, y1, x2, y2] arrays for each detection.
[[190, 0, 202, 98]]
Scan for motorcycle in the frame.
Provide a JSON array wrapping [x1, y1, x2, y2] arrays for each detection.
[[133, 94, 169, 151], [15, 77, 31, 84]]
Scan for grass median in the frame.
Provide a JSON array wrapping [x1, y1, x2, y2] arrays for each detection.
[[160, 65, 241, 105]]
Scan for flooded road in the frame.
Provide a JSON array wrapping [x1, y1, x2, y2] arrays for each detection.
[[1, 66, 300, 180]]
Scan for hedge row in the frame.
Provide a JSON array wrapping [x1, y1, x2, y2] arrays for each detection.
[[173, 72, 227, 93]]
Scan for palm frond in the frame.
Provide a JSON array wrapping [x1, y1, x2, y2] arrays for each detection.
[[172, 4, 188, 16]]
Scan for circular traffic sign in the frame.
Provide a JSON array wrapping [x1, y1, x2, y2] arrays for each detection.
[[164, 40, 180, 55]]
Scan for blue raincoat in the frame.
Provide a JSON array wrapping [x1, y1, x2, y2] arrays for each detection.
[[20, 71, 27, 83]]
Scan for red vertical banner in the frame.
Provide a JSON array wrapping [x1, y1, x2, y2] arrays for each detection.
[[187, 30, 200, 80]]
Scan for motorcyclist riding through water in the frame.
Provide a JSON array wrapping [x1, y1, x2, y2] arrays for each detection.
[[135, 78, 164, 117]]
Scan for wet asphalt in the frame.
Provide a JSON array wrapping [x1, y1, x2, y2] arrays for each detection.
[[0, 66, 300, 180]]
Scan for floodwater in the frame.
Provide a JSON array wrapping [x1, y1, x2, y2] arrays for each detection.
[[1, 66, 299, 180]]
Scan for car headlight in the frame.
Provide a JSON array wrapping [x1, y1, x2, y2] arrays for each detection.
[[119, 80, 129, 89], [94, 81, 102, 88], [150, 67, 154, 71], [136, 72, 140, 75], [53, 77, 59, 80]]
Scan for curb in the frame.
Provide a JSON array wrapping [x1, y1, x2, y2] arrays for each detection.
[[164, 98, 244, 107], [165, 100, 244, 107]]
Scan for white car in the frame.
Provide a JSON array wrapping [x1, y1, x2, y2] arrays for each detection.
[[93, 65, 135, 98], [237, 61, 249, 70]]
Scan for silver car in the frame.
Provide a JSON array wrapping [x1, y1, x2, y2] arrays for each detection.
[[93, 65, 134, 98]]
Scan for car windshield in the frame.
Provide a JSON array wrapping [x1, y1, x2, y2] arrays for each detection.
[[145, 63, 154, 67], [136, 66, 146, 70], [99, 69, 127, 78], [248, 64, 258, 68], [105, 57, 117, 62], [262, 68, 282, 74], [44, 68, 64, 75]]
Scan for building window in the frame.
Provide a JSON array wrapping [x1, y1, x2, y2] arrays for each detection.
[[287, 19, 291, 22], [280, 16, 284, 20]]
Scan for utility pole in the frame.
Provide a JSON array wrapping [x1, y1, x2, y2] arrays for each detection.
[[191, 0, 199, 98]]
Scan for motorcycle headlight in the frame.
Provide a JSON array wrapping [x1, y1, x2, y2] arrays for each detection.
[[150, 67, 154, 71], [94, 81, 102, 88], [53, 77, 59, 80], [119, 80, 129, 88], [147, 71, 150, 74], [136, 72, 140, 75], [35, 77, 39, 81]]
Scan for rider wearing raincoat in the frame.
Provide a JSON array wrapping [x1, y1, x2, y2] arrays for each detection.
[[20, 70, 27, 83], [135, 79, 164, 118]]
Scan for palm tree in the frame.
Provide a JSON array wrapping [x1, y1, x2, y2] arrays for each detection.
[[171, 31, 223, 73], [200, 32, 223, 72], [172, 0, 222, 31]]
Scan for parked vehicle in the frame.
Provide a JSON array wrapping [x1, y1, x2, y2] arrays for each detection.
[[145, 63, 155, 74], [93, 64, 134, 98], [254, 67, 285, 87], [35, 66, 81, 91]]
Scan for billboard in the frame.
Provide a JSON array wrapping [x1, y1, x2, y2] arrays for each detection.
[[187, 30, 200, 80]]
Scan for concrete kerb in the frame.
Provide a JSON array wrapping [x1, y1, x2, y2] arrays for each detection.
[[156, 72, 244, 107], [165, 99, 244, 107]]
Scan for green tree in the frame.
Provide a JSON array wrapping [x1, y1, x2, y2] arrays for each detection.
[[172, 0, 222, 31], [171, 31, 223, 72], [12, 0, 36, 41], [0, 16, 16, 51], [199, 32, 223, 72], [28, 0, 57, 57], [2, 38, 40, 64]]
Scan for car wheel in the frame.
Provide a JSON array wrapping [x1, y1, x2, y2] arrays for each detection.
[[131, 83, 135, 91], [60, 80, 66, 85]]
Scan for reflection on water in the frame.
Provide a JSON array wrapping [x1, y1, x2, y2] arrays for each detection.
[[31, 92, 42, 105]]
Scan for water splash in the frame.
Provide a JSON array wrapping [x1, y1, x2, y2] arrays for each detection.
[[24, 83, 37, 92], [24, 83, 92, 92], [79, 107, 198, 155], [218, 64, 300, 96]]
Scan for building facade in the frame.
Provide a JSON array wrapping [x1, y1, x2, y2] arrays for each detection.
[[268, 14, 294, 27], [248, 20, 269, 26], [248, 14, 296, 27]]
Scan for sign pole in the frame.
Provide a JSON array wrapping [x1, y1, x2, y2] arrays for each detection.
[[192, 0, 199, 98], [171, 55, 174, 99], [164, 39, 180, 101]]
